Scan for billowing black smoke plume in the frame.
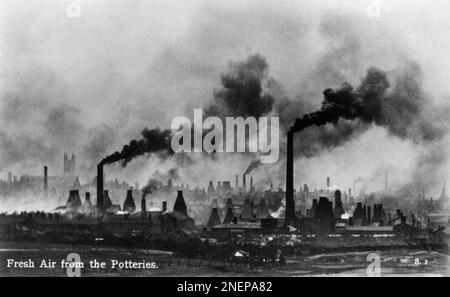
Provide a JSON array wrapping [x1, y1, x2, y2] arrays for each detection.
[[290, 65, 446, 143], [100, 54, 275, 168], [205, 54, 274, 118], [101, 128, 174, 166], [204, 54, 276, 174], [97, 54, 447, 194]]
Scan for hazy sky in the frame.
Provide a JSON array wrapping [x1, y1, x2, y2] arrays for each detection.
[[1, 0, 449, 196]]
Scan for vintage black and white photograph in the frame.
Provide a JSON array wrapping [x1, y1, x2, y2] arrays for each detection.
[[0, 0, 449, 280]]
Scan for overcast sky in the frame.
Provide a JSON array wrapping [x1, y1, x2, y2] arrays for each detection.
[[1, 0, 449, 196]]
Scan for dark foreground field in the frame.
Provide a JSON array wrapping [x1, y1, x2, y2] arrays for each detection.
[[0, 241, 448, 277]]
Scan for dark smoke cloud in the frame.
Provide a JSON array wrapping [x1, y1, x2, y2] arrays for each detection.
[[99, 54, 276, 170], [290, 64, 447, 144], [142, 169, 179, 196], [201, 53, 444, 179], [205, 54, 274, 118], [203, 54, 278, 174], [101, 128, 174, 166], [142, 179, 164, 196], [291, 74, 382, 133]]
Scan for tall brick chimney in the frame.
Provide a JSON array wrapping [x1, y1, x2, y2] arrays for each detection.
[[285, 130, 295, 224], [327, 177, 330, 188], [141, 194, 147, 213], [97, 162, 104, 211], [44, 166, 48, 200]]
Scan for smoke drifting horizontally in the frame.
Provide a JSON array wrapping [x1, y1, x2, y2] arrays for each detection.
[[99, 57, 449, 197], [102, 54, 276, 170], [101, 128, 174, 166], [291, 64, 446, 143]]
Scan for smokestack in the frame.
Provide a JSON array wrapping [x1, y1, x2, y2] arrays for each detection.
[[235, 174, 239, 192], [162, 201, 167, 213], [243, 174, 247, 193], [349, 188, 352, 197], [363, 205, 367, 223], [141, 194, 147, 213], [97, 162, 104, 211], [285, 130, 295, 225], [327, 177, 330, 188], [44, 166, 48, 200], [250, 176, 253, 193]]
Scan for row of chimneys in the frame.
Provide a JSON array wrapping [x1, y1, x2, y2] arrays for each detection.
[[235, 173, 254, 193], [96, 162, 175, 213], [352, 202, 387, 224], [67, 188, 169, 213]]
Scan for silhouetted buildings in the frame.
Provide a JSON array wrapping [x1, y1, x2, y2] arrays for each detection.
[[333, 190, 345, 219], [123, 189, 136, 212], [223, 207, 235, 224], [207, 208, 221, 227], [80, 192, 95, 213], [315, 197, 334, 230], [66, 190, 82, 210], [240, 199, 253, 221], [173, 190, 188, 216], [161, 191, 194, 230]]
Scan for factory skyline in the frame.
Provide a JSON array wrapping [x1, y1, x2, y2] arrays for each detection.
[[2, 149, 448, 228]]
